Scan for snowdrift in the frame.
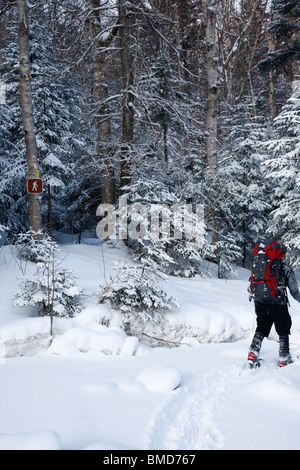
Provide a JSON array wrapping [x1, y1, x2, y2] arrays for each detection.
[[1, 242, 300, 358], [1, 241, 300, 450]]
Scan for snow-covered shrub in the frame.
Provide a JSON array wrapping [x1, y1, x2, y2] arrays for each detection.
[[14, 262, 82, 318], [99, 258, 179, 323], [15, 229, 58, 263], [14, 230, 82, 318]]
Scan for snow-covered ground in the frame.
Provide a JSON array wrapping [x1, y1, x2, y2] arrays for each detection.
[[1, 237, 300, 450]]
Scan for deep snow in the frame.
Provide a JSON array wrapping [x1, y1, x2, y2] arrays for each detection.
[[1, 237, 300, 451]]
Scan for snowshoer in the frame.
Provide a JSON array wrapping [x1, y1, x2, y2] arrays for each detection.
[[248, 238, 300, 368]]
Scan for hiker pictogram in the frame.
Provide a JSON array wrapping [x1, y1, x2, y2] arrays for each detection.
[[27, 178, 43, 194]]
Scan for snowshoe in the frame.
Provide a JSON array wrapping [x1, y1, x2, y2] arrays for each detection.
[[278, 356, 293, 368], [247, 351, 261, 369]]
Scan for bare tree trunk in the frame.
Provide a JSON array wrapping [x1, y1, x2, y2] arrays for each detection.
[[204, 0, 219, 178], [86, 0, 115, 206], [266, 29, 277, 119], [47, 184, 53, 238], [222, 0, 260, 71], [203, 0, 220, 256], [244, 33, 257, 124], [17, 0, 42, 233], [203, 0, 224, 278], [119, 0, 134, 194]]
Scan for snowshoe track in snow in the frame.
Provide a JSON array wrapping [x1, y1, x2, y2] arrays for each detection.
[[147, 366, 238, 450], [147, 361, 282, 450]]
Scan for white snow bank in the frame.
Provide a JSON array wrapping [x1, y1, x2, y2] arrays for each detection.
[[136, 366, 181, 392], [0, 430, 61, 450], [48, 326, 139, 356], [0, 317, 71, 357], [1, 241, 300, 361]]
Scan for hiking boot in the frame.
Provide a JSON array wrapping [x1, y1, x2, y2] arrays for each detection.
[[278, 355, 293, 367], [248, 351, 260, 368], [249, 332, 264, 356]]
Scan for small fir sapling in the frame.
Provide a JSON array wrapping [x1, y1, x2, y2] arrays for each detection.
[[14, 231, 82, 342]]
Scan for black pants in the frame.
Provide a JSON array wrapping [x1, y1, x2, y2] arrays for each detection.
[[249, 301, 292, 359], [254, 301, 292, 337]]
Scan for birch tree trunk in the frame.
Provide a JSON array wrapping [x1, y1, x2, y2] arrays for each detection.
[[119, 0, 134, 194], [204, 0, 219, 178], [86, 0, 115, 206], [17, 0, 41, 233]]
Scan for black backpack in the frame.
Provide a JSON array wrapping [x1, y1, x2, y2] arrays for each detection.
[[249, 238, 287, 303]]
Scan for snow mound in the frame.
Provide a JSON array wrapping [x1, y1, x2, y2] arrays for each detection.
[[48, 326, 139, 356], [0, 430, 61, 450], [136, 366, 181, 392]]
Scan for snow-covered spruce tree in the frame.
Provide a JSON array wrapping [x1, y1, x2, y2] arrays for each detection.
[[0, 5, 86, 235], [135, 48, 204, 185], [62, 123, 103, 241], [98, 182, 180, 329], [218, 105, 274, 270], [15, 229, 58, 263], [0, 18, 28, 232], [264, 81, 300, 268], [0, 100, 22, 230], [123, 48, 208, 278], [99, 254, 179, 331], [259, 0, 300, 73], [14, 259, 82, 318], [120, 177, 208, 278], [199, 171, 242, 278], [29, 12, 85, 231], [14, 231, 82, 321]]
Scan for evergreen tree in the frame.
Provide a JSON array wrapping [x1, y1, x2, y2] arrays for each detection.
[[0, 18, 28, 232], [219, 104, 274, 270], [0, 4, 86, 235], [99, 251, 179, 328], [260, 0, 300, 72], [124, 48, 207, 277], [14, 230, 82, 318], [29, 12, 85, 232], [264, 81, 300, 268]]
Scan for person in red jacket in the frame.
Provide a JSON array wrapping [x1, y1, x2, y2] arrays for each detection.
[[248, 238, 300, 368]]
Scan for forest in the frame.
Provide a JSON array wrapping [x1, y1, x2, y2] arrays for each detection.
[[0, 0, 299, 285]]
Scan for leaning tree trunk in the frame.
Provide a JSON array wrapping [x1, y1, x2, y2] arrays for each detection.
[[17, 0, 42, 233]]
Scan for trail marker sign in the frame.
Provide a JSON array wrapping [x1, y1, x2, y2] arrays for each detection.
[[27, 178, 43, 194]]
